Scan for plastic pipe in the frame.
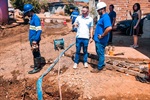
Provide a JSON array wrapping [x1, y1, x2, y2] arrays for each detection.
[[36, 42, 75, 100]]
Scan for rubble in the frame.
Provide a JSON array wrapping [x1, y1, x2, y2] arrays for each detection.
[[64, 51, 149, 77]]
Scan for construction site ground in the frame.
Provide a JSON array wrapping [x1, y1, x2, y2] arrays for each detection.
[[0, 22, 150, 100]]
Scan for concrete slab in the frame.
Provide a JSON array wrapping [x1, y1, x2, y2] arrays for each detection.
[[88, 41, 149, 61]]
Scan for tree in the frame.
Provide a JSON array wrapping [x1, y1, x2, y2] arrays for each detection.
[[39, 0, 49, 12], [10, 0, 41, 13]]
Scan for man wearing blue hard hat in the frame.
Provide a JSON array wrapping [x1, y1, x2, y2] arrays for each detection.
[[23, 4, 42, 74]]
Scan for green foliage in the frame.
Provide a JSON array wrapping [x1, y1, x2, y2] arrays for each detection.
[[40, 0, 49, 12], [65, 5, 71, 15], [64, 4, 77, 15], [68, 0, 74, 3], [90, 7, 97, 16], [10, 0, 41, 13]]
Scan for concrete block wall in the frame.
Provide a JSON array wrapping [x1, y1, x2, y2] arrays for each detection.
[[100, 0, 150, 22]]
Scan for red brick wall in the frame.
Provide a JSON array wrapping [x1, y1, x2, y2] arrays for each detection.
[[100, 0, 150, 22]]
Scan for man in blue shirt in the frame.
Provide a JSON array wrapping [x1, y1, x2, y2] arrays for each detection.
[[70, 7, 79, 32], [23, 4, 42, 74], [91, 2, 112, 73], [108, 4, 116, 44]]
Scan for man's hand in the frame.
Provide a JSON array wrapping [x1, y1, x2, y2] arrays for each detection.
[[134, 25, 137, 29], [31, 41, 38, 51], [98, 34, 103, 39], [73, 23, 78, 28], [90, 38, 93, 43], [32, 41, 37, 44]]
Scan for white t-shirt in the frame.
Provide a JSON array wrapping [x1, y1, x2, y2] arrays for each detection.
[[74, 15, 94, 39]]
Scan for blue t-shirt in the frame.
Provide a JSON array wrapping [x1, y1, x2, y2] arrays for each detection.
[[93, 13, 111, 44], [71, 10, 79, 24], [109, 11, 116, 24]]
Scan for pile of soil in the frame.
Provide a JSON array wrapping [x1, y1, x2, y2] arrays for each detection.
[[0, 75, 80, 100]]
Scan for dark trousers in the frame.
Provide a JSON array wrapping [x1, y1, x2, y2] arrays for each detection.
[[108, 31, 113, 43], [30, 41, 41, 58]]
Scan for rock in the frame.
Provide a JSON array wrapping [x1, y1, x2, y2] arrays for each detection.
[[139, 66, 148, 73], [64, 50, 75, 57], [105, 65, 114, 70], [128, 65, 141, 72], [125, 70, 140, 76], [137, 73, 146, 78], [115, 67, 127, 73], [106, 60, 113, 65]]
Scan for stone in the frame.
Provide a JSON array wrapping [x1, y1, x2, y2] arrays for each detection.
[[128, 65, 141, 72], [105, 65, 114, 70], [115, 67, 127, 73], [125, 70, 140, 76]]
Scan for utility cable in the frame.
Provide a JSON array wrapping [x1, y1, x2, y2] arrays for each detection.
[[58, 49, 62, 100]]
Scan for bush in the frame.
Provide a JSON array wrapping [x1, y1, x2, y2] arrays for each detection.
[[10, 0, 41, 13], [64, 4, 77, 15]]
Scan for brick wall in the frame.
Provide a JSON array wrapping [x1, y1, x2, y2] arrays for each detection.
[[100, 0, 150, 22]]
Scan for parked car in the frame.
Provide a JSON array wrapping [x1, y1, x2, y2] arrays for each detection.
[[116, 20, 132, 35], [116, 14, 150, 35]]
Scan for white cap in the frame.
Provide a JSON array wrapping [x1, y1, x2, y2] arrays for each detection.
[[96, 2, 107, 11]]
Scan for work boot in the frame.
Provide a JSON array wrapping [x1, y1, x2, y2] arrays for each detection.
[[28, 57, 42, 74], [30, 59, 36, 68], [90, 68, 100, 73]]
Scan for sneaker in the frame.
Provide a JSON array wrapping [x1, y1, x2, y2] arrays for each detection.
[[130, 45, 139, 48], [84, 62, 88, 68], [73, 63, 77, 69]]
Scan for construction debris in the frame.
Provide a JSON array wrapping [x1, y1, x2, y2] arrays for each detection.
[[64, 50, 149, 77]]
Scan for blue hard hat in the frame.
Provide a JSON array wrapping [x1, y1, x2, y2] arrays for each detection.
[[23, 4, 33, 14]]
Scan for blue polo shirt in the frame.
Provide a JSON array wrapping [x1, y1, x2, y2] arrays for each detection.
[[93, 13, 111, 44]]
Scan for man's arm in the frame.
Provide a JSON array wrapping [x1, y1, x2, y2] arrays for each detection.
[[90, 26, 94, 38], [112, 17, 116, 27], [73, 16, 79, 27], [99, 26, 112, 38], [112, 12, 116, 27], [98, 15, 112, 39]]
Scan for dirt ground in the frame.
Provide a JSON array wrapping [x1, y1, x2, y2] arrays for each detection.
[[0, 22, 150, 100]]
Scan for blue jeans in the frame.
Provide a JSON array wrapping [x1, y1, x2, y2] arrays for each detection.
[[74, 38, 89, 64], [95, 42, 107, 70]]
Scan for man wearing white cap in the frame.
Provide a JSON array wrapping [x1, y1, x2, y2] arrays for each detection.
[[91, 2, 112, 73]]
